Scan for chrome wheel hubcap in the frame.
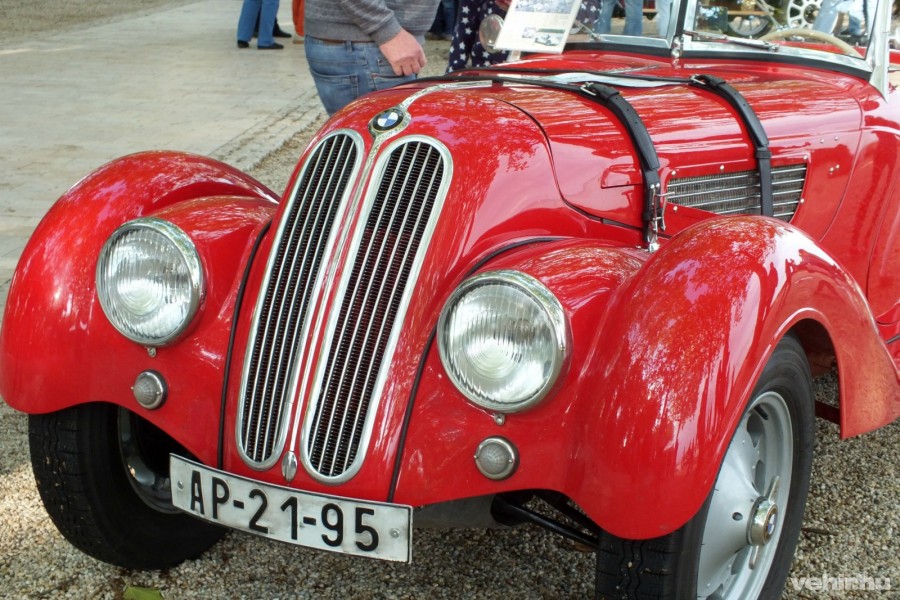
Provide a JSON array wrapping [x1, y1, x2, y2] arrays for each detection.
[[697, 391, 793, 599], [118, 408, 178, 514], [785, 0, 822, 28]]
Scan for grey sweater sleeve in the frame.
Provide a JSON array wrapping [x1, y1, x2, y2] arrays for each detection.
[[337, 0, 402, 45], [305, 0, 438, 46]]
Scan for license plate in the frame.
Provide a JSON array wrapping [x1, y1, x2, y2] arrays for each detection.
[[170, 455, 412, 563]]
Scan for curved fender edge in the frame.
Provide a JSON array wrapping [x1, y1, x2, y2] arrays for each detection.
[[568, 216, 899, 540], [0, 152, 277, 463]]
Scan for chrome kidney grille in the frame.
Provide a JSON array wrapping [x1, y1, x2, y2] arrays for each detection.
[[238, 130, 449, 481], [303, 139, 447, 480], [667, 163, 807, 221], [238, 132, 363, 468]]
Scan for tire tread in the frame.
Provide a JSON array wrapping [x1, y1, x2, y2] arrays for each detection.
[[29, 404, 223, 569]]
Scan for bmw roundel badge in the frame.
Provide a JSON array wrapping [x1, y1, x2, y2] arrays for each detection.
[[371, 107, 405, 133]]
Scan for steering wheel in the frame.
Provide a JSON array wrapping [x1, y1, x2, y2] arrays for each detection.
[[760, 27, 859, 55]]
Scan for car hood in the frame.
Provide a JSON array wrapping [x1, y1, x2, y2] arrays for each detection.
[[490, 56, 865, 223], [322, 54, 865, 242]]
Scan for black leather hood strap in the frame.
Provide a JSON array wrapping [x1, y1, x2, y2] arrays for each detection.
[[689, 74, 774, 217], [420, 71, 772, 238], [420, 73, 665, 249], [577, 82, 663, 249]]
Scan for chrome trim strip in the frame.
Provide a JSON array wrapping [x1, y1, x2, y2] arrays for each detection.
[[399, 81, 493, 111], [236, 130, 364, 470], [299, 135, 453, 484], [285, 109, 411, 472]]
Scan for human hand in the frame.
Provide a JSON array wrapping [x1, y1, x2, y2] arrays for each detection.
[[495, 0, 511, 10], [379, 29, 427, 76]]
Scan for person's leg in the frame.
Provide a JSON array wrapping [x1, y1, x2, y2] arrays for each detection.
[[844, 0, 865, 35], [595, 0, 615, 33], [623, 0, 643, 35], [448, 0, 479, 72], [306, 38, 363, 116], [441, 0, 458, 36], [237, 0, 262, 43], [307, 38, 417, 116], [274, 17, 291, 37], [655, 0, 671, 37], [257, 0, 279, 47], [813, 0, 848, 33]]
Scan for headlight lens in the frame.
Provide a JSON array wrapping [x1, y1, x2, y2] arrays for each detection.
[[438, 270, 568, 413], [96, 218, 203, 345]]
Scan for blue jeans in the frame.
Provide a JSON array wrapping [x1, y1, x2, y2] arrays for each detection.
[[596, 0, 643, 35], [655, 0, 672, 37], [437, 0, 459, 36], [305, 37, 417, 116], [237, 0, 278, 47]]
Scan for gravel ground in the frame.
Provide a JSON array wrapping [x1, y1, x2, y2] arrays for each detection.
[[1, 1, 898, 599]]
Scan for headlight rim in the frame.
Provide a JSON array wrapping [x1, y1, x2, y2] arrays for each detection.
[[437, 269, 569, 414], [96, 217, 204, 347]]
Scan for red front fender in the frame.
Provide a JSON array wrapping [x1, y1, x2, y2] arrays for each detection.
[[0, 152, 278, 464], [394, 217, 898, 540]]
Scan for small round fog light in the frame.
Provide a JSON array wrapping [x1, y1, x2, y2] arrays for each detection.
[[132, 371, 167, 410], [474, 437, 518, 480]]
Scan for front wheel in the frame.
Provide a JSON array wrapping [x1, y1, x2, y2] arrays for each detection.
[[595, 335, 814, 599], [29, 403, 224, 569]]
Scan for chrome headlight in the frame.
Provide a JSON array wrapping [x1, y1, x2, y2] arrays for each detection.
[[96, 218, 203, 346], [438, 270, 569, 413]]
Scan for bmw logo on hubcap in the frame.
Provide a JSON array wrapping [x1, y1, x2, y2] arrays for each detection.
[[371, 107, 405, 133]]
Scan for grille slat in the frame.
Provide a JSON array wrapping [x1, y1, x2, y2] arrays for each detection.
[[306, 141, 445, 479], [238, 133, 361, 467], [332, 146, 441, 475], [238, 132, 447, 481], [667, 164, 807, 221]]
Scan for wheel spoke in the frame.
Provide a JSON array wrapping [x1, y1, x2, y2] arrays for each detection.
[[698, 436, 759, 592], [698, 391, 795, 599]]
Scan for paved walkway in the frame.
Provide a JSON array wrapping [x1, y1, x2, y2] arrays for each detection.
[[0, 0, 325, 315]]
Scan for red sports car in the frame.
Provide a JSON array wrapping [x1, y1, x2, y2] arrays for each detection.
[[1, 0, 897, 597]]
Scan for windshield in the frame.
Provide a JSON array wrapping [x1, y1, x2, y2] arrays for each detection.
[[579, 0, 881, 44], [494, 0, 888, 77]]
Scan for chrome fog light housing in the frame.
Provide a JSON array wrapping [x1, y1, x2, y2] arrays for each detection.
[[438, 270, 569, 413], [474, 437, 518, 480], [96, 218, 203, 346]]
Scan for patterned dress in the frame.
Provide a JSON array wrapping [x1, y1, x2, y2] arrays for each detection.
[[447, 0, 600, 72], [447, 0, 509, 72]]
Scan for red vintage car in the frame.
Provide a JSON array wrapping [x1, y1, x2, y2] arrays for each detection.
[[1, 0, 897, 597]]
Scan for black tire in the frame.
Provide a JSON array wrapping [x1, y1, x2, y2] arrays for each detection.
[[29, 403, 224, 569], [595, 335, 814, 599]]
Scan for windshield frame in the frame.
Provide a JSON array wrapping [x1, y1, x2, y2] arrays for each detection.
[[561, 0, 891, 94]]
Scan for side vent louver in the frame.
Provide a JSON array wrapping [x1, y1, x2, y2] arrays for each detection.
[[667, 164, 806, 221]]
